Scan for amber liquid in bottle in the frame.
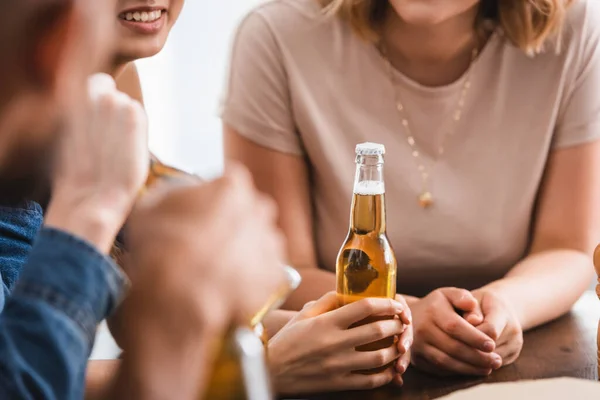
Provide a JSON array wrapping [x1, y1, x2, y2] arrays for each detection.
[[203, 266, 301, 400], [336, 143, 397, 374], [117, 156, 301, 398]]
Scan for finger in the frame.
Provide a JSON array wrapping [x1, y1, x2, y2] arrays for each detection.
[[495, 342, 520, 367], [397, 323, 413, 354], [419, 344, 493, 376], [434, 312, 495, 353], [464, 310, 484, 326], [392, 373, 404, 387], [341, 318, 405, 348], [443, 288, 479, 313], [335, 345, 400, 372], [476, 293, 508, 341], [340, 368, 395, 391], [395, 350, 411, 375], [327, 297, 406, 329], [394, 294, 412, 325], [88, 73, 117, 97], [295, 292, 338, 320], [427, 326, 501, 369], [254, 193, 279, 224], [221, 162, 254, 195]]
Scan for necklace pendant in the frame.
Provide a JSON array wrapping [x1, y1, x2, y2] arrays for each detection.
[[418, 192, 434, 209]]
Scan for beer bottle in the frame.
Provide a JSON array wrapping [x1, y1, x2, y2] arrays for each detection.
[[336, 142, 397, 372], [113, 155, 299, 399], [204, 266, 301, 400]]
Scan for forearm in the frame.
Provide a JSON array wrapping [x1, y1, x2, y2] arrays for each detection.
[[85, 360, 121, 400], [479, 249, 594, 331], [0, 202, 43, 293], [282, 268, 335, 310], [0, 228, 126, 399]]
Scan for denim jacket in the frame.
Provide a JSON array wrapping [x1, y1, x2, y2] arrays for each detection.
[[0, 202, 44, 298], [0, 203, 126, 399]]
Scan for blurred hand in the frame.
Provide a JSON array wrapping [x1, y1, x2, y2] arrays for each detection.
[[46, 73, 149, 253], [111, 165, 287, 400], [410, 288, 502, 376], [468, 289, 523, 367], [268, 292, 412, 395]]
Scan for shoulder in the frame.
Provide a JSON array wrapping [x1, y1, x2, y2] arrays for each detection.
[[561, 0, 600, 56], [249, 0, 322, 26], [234, 0, 346, 50]]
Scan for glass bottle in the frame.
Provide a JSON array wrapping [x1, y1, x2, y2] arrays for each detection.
[[336, 142, 397, 373], [113, 155, 301, 399], [203, 266, 301, 399]]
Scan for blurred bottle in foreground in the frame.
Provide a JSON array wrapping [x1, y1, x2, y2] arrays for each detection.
[[115, 155, 301, 399], [203, 266, 301, 400]]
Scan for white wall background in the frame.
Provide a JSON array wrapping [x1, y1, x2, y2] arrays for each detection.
[[136, 0, 265, 179], [91, 0, 265, 360]]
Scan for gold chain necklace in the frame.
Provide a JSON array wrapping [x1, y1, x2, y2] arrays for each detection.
[[380, 45, 478, 209]]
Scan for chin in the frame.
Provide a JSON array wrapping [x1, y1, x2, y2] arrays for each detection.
[[389, 0, 479, 26], [393, 5, 448, 25], [117, 39, 167, 62]]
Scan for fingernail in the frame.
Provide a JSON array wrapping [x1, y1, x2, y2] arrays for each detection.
[[402, 339, 412, 352], [483, 340, 495, 352], [492, 354, 502, 369], [392, 300, 404, 312], [396, 362, 406, 374]]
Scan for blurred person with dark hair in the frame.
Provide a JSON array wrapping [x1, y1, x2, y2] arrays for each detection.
[[0, 1, 287, 399]]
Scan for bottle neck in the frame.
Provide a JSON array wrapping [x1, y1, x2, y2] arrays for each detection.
[[350, 155, 387, 234]]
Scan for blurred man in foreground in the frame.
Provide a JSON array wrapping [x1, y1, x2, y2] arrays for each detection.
[[0, 0, 285, 398]]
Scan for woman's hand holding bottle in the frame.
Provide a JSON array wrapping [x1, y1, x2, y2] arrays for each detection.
[[268, 292, 412, 395]]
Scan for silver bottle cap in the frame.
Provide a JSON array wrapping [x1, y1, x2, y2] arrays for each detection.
[[355, 142, 386, 156]]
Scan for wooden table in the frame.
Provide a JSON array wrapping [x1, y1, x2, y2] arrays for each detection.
[[305, 292, 599, 400]]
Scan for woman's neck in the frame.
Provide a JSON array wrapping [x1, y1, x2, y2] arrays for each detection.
[[100, 57, 129, 80], [111, 63, 129, 80], [381, 6, 484, 87]]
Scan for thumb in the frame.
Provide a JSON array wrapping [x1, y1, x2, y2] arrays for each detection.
[[443, 288, 479, 313], [295, 292, 338, 321], [464, 308, 484, 326], [444, 288, 484, 324]]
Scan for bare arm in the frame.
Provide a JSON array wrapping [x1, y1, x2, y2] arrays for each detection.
[[83, 63, 144, 399], [224, 127, 335, 310], [85, 360, 120, 400], [480, 141, 600, 331]]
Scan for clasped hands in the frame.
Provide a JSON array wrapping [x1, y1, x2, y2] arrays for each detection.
[[268, 286, 524, 395], [411, 287, 524, 376]]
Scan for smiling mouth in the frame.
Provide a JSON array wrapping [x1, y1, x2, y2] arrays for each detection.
[[118, 9, 166, 23]]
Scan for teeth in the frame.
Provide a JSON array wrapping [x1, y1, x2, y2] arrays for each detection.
[[123, 10, 162, 22]]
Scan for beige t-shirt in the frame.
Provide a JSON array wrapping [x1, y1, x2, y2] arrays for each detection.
[[221, 0, 600, 294]]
